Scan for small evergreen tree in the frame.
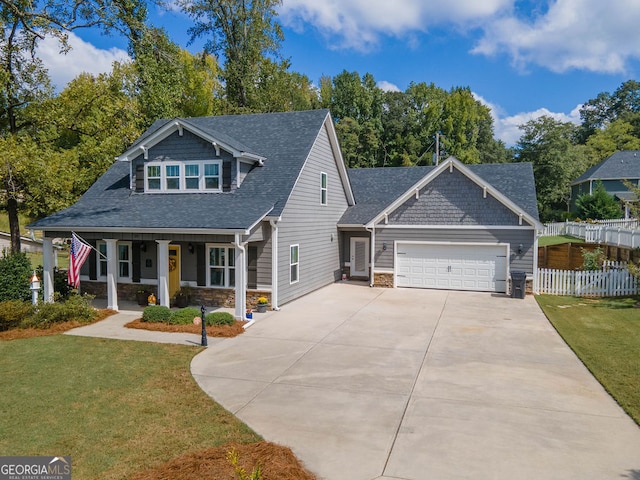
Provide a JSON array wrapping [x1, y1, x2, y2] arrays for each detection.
[[0, 251, 32, 302], [575, 182, 622, 220]]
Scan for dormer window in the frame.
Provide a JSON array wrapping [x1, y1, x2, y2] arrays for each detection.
[[144, 160, 222, 193]]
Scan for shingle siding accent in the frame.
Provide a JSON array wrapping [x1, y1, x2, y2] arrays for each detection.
[[373, 227, 536, 274], [277, 125, 349, 305], [388, 169, 520, 226]]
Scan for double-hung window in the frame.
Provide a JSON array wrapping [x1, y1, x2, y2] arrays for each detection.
[[144, 160, 222, 192], [207, 245, 235, 288], [320, 172, 327, 205], [96, 241, 131, 281], [290, 245, 299, 284]]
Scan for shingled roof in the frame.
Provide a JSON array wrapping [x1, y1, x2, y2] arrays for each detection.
[[572, 150, 640, 185], [340, 161, 539, 225], [30, 109, 333, 232]]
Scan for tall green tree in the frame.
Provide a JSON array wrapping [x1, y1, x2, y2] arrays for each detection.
[[585, 119, 640, 164], [515, 116, 590, 221], [181, 0, 284, 110], [0, 0, 147, 252]]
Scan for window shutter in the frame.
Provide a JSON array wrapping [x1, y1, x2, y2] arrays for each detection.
[[132, 241, 141, 283], [135, 164, 144, 192], [196, 244, 206, 286], [222, 161, 232, 192], [89, 243, 97, 280]]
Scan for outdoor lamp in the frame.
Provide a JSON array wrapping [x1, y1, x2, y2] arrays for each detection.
[[30, 271, 40, 305], [517, 244, 524, 255], [200, 305, 207, 347]]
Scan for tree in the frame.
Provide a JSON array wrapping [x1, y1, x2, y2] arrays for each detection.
[[575, 182, 623, 220], [181, 0, 284, 110], [585, 119, 640, 164], [515, 116, 590, 221], [0, 0, 147, 252]]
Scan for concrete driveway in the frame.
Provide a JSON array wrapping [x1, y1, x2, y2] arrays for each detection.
[[191, 283, 640, 480]]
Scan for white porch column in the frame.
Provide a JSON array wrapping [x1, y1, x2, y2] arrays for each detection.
[[156, 240, 170, 308], [42, 237, 54, 303], [105, 239, 119, 311], [234, 233, 247, 320], [270, 219, 279, 310]]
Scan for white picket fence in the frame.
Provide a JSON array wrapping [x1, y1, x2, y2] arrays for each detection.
[[536, 261, 638, 297], [542, 219, 640, 248]]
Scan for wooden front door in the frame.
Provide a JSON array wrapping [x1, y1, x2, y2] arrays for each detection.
[[168, 245, 181, 298]]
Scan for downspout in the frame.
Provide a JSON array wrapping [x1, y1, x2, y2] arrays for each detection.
[[365, 225, 375, 287], [533, 231, 540, 294], [269, 219, 280, 311], [234, 233, 247, 320]]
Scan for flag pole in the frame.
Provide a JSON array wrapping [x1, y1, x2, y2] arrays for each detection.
[[71, 232, 107, 259]]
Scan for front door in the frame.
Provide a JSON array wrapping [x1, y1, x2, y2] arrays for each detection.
[[350, 237, 369, 278], [168, 245, 181, 298]]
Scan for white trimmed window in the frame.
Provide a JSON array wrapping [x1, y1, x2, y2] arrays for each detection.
[[207, 245, 235, 288], [96, 241, 131, 280], [290, 244, 299, 284], [320, 172, 327, 205], [144, 160, 222, 192]]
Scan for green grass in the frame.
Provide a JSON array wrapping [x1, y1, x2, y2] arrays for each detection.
[[538, 235, 585, 246], [0, 212, 38, 237], [536, 294, 640, 425], [0, 335, 260, 479]]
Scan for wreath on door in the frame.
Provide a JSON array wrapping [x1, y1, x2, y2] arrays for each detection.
[[169, 258, 177, 272]]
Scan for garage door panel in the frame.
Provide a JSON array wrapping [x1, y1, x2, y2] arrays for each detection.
[[396, 243, 508, 293]]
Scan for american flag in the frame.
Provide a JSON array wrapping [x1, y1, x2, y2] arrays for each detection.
[[68, 233, 92, 288]]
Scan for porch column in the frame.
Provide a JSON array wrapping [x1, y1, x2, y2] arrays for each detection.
[[369, 226, 376, 287], [42, 237, 54, 303], [156, 240, 170, 308], [234, 233, 247, 320], [270, 219, 279, 310], [105, 239, 119, 311]]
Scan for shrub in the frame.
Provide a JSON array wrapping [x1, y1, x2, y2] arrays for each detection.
[[170, 307, 202, 325], [24, 294, 96, 329], [141, 305, 172, 323], [205, 311, 235, 326], [0, 300, 35, 332], [0, 251, 32, 302], [35, 266, 72, 300], [582, 247, 606, 271]]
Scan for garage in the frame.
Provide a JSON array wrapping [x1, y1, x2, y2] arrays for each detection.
[[395, 242, 508, 293]]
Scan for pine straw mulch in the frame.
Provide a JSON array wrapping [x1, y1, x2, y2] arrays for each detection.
[[0, 309, 117, 341], [124, 318, 246, 338], [129, 441, 318, 480]]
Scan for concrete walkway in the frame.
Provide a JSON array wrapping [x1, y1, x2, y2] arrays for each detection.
[[190, 283, 640, 480]]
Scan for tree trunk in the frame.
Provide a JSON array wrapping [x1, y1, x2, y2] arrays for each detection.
[[7, 197, 21, 254]]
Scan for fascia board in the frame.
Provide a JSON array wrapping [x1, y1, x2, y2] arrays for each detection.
[[324, 113, 356, 206]]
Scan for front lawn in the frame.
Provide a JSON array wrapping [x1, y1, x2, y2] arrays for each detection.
[[536, 295, 640, 425], [0, 335, 260, 479]]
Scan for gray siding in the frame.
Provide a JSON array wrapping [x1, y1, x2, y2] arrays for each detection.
[[373, 227, 536, 274], [256, 225, 272, 288], [277, 124, 349, 305], [389, 169, 521, 226], [131, 130, 240, 191]]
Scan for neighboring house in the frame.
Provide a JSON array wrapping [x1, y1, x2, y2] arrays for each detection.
[[29, 110, 541, 316], [571, 150, 640, 217], [0, 232, 46, 253]]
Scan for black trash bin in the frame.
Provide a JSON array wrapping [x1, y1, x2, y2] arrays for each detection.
[[510, 270, 527, 299]]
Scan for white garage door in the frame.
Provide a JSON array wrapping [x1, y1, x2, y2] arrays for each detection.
[[396, 243, 508, 293]]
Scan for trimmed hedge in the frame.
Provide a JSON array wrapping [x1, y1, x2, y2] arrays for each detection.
[[0, 300, 35, 332], [169, 307, 202, 325], [23, 294, 96, 329], [141, 305, 172, 323], [205, 311, 234, 326]]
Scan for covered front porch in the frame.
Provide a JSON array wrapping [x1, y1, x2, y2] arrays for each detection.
[[39, 228, 276, 320]]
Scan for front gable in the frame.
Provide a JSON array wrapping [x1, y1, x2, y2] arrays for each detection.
[[368, 157, 541, 229], [387, 168, 521, 226]]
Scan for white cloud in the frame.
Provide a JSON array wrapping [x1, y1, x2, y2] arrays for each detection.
[[279, 0, 512, 51], [473, 92, 581, 145], [377, 80, 400, 92], [38, 32, 130, 89], [473, 0, 640, 74]]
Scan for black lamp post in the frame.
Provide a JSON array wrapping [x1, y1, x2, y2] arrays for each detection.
[[200, 305, 207, 347]]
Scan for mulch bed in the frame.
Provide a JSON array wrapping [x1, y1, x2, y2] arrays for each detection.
[[125, 318, 246, 338], [129, 441, 318, 480], [0, 309, 117, 341]]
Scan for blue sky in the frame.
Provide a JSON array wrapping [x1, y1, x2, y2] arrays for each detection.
[[38, 0, 640, 145]]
